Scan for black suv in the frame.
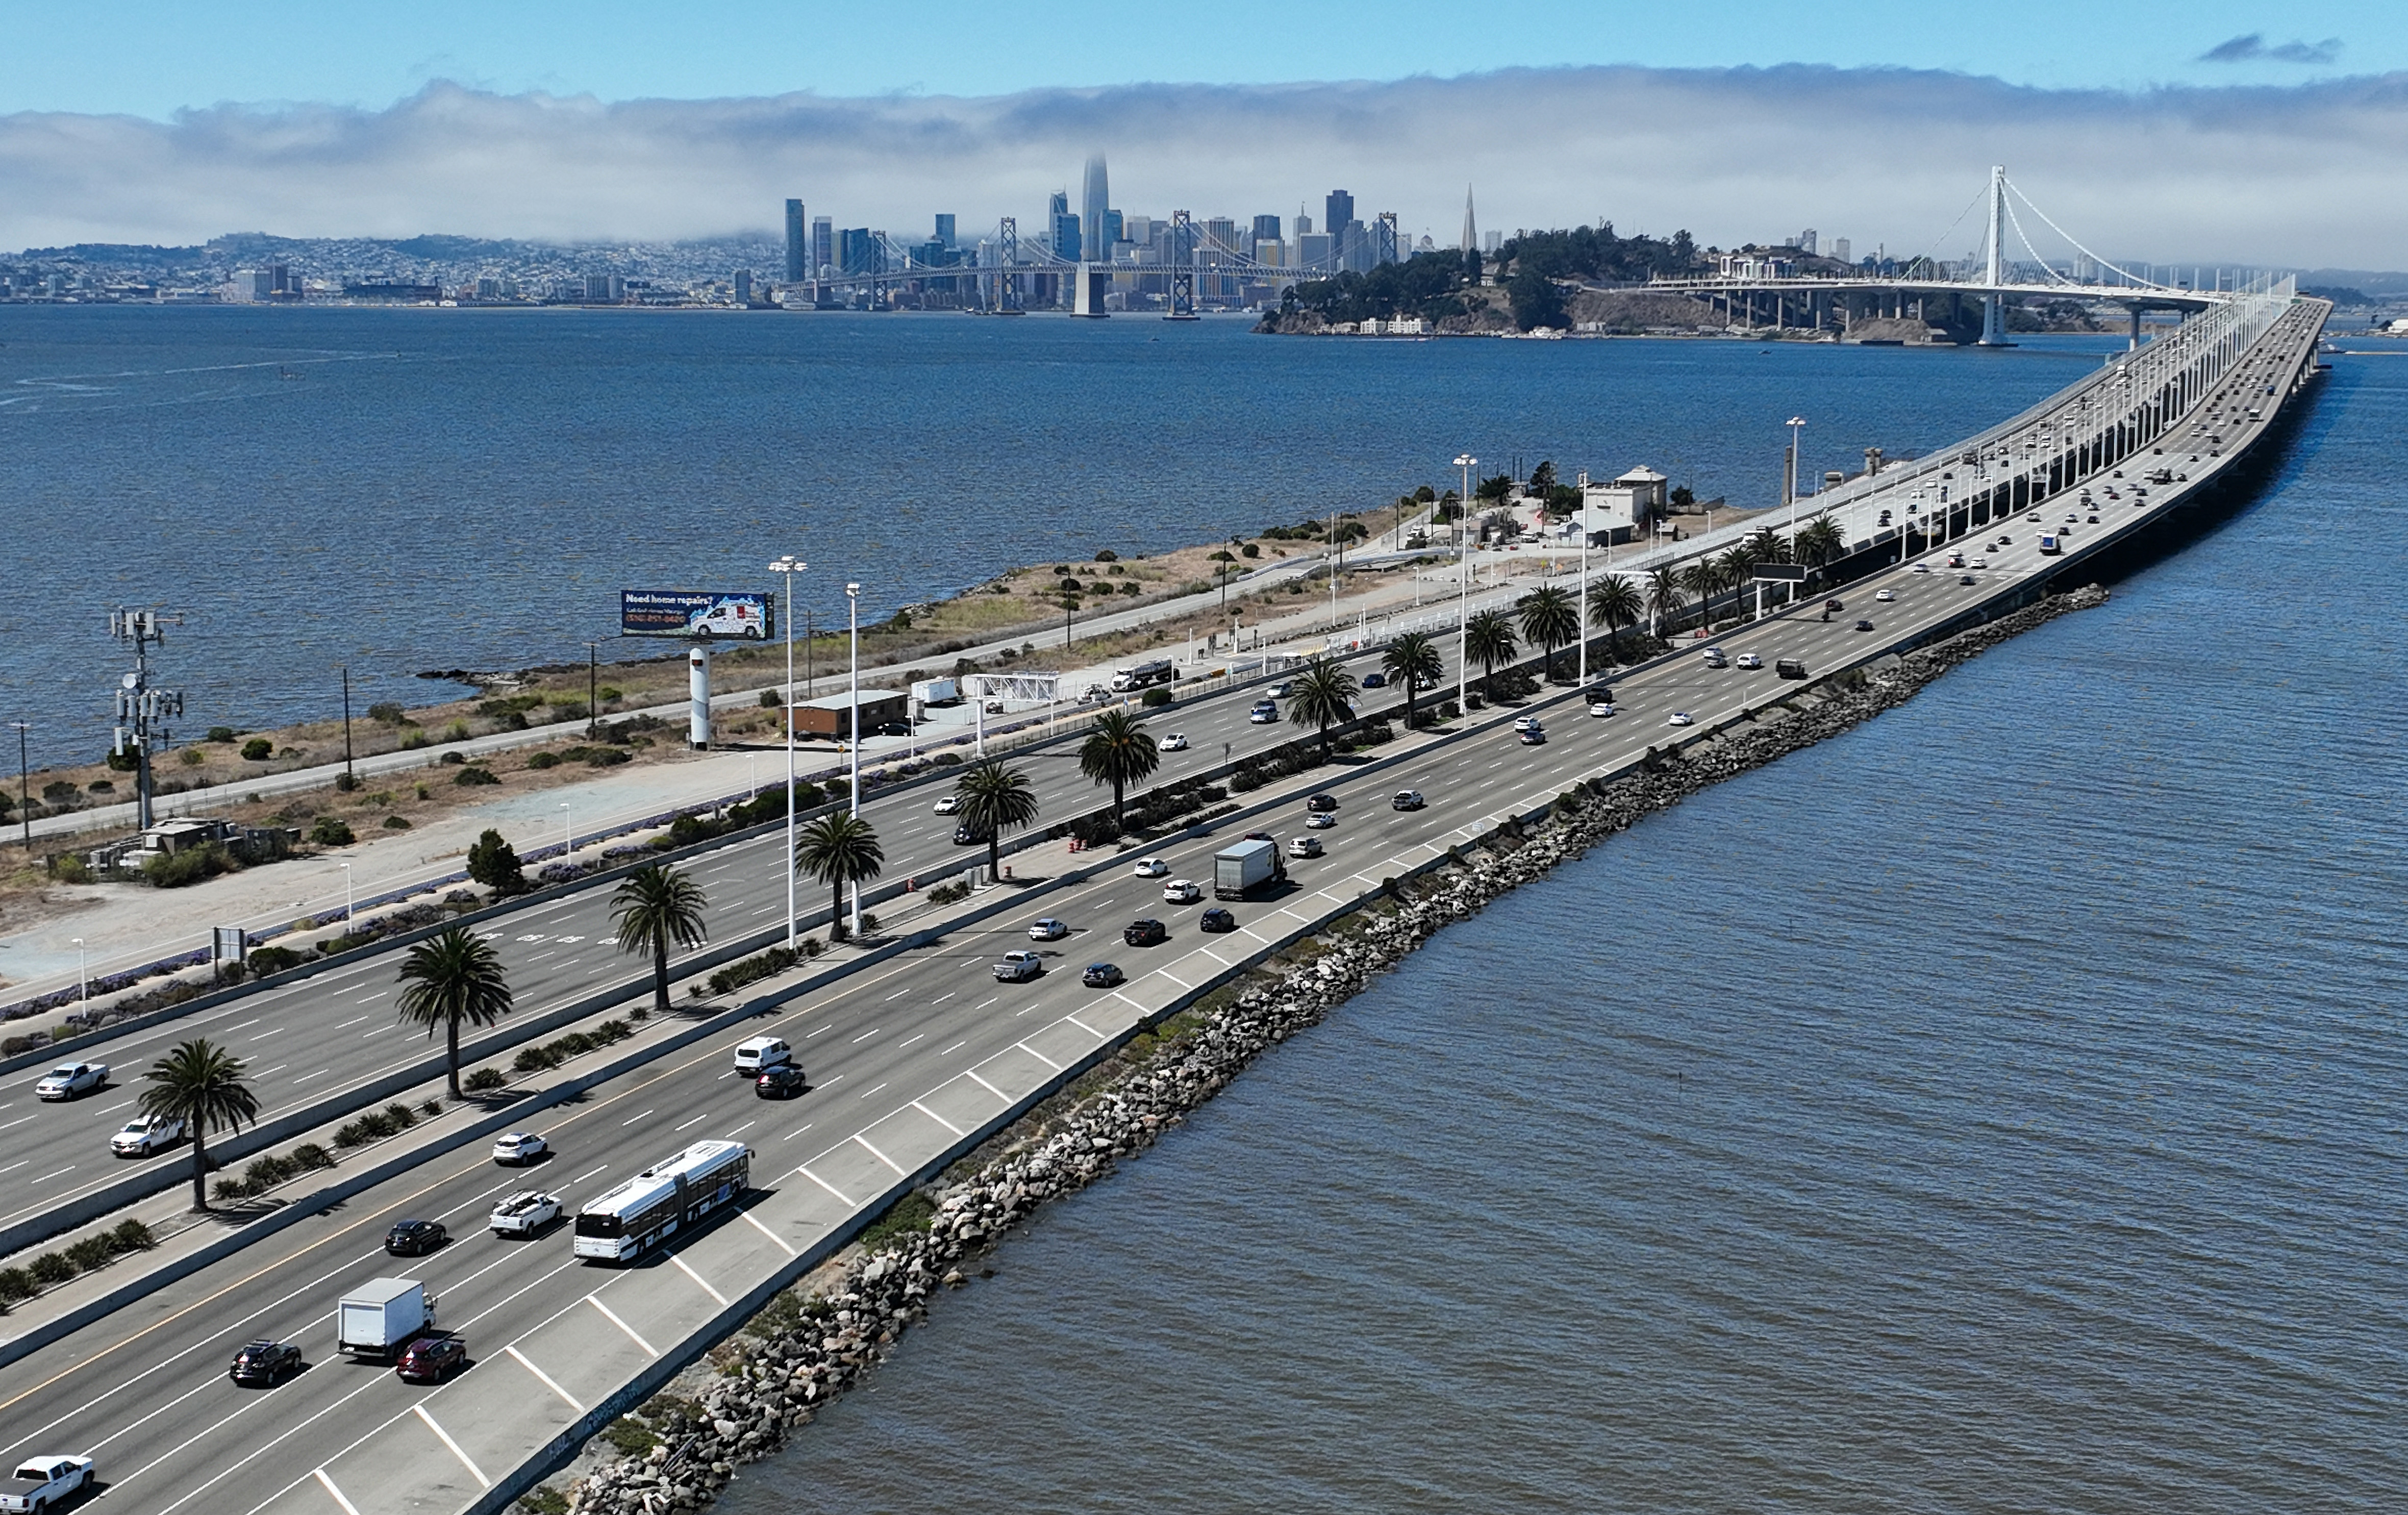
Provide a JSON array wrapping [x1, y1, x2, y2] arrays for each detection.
[[1123, 918, 1167, 947], [229, 1339, 303, 1387], [385, 1219, 448, 1256], [755, 1064, 808, 1099], [1306, 793, 1338, 814], [1200, 908, 1237, 933]]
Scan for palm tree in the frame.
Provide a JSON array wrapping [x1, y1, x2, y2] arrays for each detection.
[[1382, 630, 1443, 729], [1717, 548, 1757, 619], [1794, 515, 1845, 581], [1517, 584, 1579, 681], [794, 812, 884, 942], [1588, 575, 1642, 660], [951, 759, 1038, 886], [1464, 608, 1518, 699], [140, 1039, 259, 1212], [1680, 560, 1721, 633], [396, 926, 515, 1099], [1285, 656, 1360, 759], [611, 864, 710, 1017], [1645, 567, 1682, 639], [1079, 709, 1159, 833]]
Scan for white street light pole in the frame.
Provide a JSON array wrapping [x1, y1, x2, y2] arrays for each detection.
[[846, 581, 862, 941], [1454, 452, 1475, 714], [73, 936, 86, 1007], [338, 862, 353, 922], [1575, 469, 1590, 688], [1787, 416, 1807, 539], [769, 554, 805, 949], [559, 802, 571, 858]]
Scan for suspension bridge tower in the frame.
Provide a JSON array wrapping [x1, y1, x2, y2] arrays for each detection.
[[1978, 164, 2012, 347]]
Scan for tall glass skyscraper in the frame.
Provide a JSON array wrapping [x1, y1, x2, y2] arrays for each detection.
[[784, 199, 806, 282], [1082, 155, 1110, 264]]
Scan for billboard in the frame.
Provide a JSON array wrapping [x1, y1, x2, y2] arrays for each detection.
[[620, 590, 774, 641]]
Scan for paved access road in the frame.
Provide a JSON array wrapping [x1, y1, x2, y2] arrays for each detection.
[[0, 643, 1438, 1243]]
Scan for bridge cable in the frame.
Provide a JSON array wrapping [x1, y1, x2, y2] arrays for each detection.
[[2002, 178, 2169, 291]]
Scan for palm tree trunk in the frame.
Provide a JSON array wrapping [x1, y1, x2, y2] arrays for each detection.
[[832, 878, 847, 941], [1113, 778, 1125, 832], [1320, 717, 1332, 760], [985, 835, 1001, 887], [190, 1128, 209, 1212], [1401, 684, 1416, 731], [446, 1016, 461, 1099], [653, 937, 671, 1017]]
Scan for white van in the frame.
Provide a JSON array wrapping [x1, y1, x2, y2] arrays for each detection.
[[733, 1037, 792, 1075]]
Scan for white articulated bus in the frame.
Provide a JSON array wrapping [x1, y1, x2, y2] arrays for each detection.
[[572, 1140, 754, 1263]]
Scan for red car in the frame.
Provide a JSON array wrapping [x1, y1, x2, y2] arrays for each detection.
[[395, 1334, 467, 1383]]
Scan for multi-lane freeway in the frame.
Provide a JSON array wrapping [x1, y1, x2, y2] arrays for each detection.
[[0, 293, 2329, 1515]]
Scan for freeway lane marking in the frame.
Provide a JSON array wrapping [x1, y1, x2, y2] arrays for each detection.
[[313, 1468, 366, 1515], [415, 1402, 491, 1487], [852, 1133, 907, 1175], [587, 1295, 658, 1356], [911, 1099, 965, 1136], [621, 1109, 655, 1126], [857, 1083, 889, 1102], [1015, 1041, 1063, 1071], [741, 1208, 798, 1256], [967, 1070, 1009, 1101], [884, 987, 912, 1001], [570, 1164, 610, 1184], [976, 996, 999, 1011], [932, 992, 956, 1005], [851, 1027, 881, 1043], [794, 1165, 854, 1205], [898, 1033, 925, 1050], [784, 1124, 812, 1141], [0, 1115, 34, 1133], [674, 1113, 710, 1132], [506, 1340, 588, 1411], [0, 1162, 24, 1177], [941, 1041, 966, 1055], [806, 1023, 832, 1037], [1063, 1013, 1105, 1040], [28, 1167, 72, 1185], [292, 1068, 330, 1083], [671, 1252, 730, 1307]]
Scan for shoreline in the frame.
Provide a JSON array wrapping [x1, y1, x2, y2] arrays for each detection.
[[539, 582, 2112, 1515]]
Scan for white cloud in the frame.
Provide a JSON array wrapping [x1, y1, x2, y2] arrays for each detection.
[[3, 65, 2404, 267]]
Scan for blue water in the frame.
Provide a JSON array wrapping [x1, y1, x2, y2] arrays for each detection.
[[0, 306, 2113, 766], [717, 350, 2408, 1511]]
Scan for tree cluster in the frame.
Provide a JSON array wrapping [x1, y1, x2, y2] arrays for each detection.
[[1280, 249, 1481, 326], [1492, 224, 1705, 331]]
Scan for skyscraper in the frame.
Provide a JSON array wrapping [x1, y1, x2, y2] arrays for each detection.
[[1252, 214, 1281, 244], [1324, 191, 1354, 242], [1081, 155, 1110, 263], [934, 214, 956, 250], [1461, 187, 1477, 254], [784, 200, 806, 282]]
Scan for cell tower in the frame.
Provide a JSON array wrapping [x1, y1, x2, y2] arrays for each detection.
[[109, 608, 184, 829]]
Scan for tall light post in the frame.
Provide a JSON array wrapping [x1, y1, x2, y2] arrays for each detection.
[[338, 861, 353, 922], [1453, 453, 1475, 714], [10, 721, 27, 850], [559, 802, 571, 859], [1575, 470, 1590, 687], [73, 937, 86, 1008], [846, 581, 862, 940], [1786, 416, 1807, 538], [768, 554, 806, 949]]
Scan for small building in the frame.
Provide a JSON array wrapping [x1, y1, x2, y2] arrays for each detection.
[[1576, 467, 1668, 544], [789, 690, 908, 740]]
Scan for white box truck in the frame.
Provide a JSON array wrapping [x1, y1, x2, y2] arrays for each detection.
[[909, 677, 959, 707], [1213, 838, 1286, 900], [336, 1278, 436, 1360]]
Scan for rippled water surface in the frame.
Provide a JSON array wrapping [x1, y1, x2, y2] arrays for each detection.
[[1, 307, 2106, 764], [718, 352, 2408, 1512]]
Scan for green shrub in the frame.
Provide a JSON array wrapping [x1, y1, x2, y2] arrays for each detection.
[[443, 720, 471, 743], [525, 751, 560, 770], [241, 1154, 298, 1191], [65, 1236, 116, 1272], [28, 1252, 75, 1286], [463, 1067, 507, 1093], [207, 725, 238, 743], [422, 1098, 441, 1118], [144, 843, 234, 889], [0, 1268, 36, 1302], [513, 1045, 563, 1074], [399, 728, 430, 750], [857, 1190, 936, 1250], [248, 944, 305, 974], [583, 747, 631, 768], [551, 699, 588, 722], [240, 737, 273, 761], [708, 946, 800, 997], [758, 689, 782, 708], [110, 1218, 157, 1251], [440, 750, 465, 765], [291, 1144, 335, 1171], [308, 816, 356, 847], [597, 686, 623, 702], [383, 815, 411, 829], [454, 765, 500, 787], [384, 1102, 419, 1129], [1140, 688, 1173, 707], [368, 702, 406, 724]]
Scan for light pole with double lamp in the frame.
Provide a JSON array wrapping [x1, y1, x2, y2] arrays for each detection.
[[846, 581, 862, 941], [769, 554, 806, 949], [1453, 453, 1475, 714]]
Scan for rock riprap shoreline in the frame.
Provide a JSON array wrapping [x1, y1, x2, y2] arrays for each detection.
[[554, 585, 2111, 1515]]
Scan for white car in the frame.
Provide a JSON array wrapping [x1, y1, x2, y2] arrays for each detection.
[[1163, 879, 1201, 904], [1028, 918, 1070, 941], [2, 1456, 93, 1513], [932, 794, 963, 815], [1875, 588, 1895, 602], [1305, 812, 1336, 829], [489, 1190, 562, 1236], [1912, 561, 1931, 573], [1287, 836, 1323, 859], [1512, 714, 1540, 733], [111, 1113, 184, 1157], [1700, 646, 1727, 668], [492, 1131, 549, 1166], [1248, 702, 1279, 724], [1161, 733, 1189, 752], [993, 950, 1045, 983], [1588, 701, 1616, 718], [1735, 653, 1763, 670], [1133, 857, 1170, 877], [1970, 557, 1989, 569], [1668, 712, 1695, 726]]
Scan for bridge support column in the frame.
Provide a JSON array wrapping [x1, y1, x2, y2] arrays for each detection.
[[1978, 292, 2009, 346]]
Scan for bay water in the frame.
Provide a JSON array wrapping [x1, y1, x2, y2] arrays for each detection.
[[3, 307, 2107, 766], [711, 350, 2408, 1511]]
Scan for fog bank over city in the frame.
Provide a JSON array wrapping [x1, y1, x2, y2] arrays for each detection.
[[3, 63, 2405, 267]]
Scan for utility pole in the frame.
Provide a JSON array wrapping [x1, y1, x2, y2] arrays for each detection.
[[586, 642, 600, 739], [340, 667, 356, 786], [109, 609, 184, 831], [10, 722, 28, 850]]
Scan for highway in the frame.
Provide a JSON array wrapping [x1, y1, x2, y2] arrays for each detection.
[[0, 284, 2332, 1515]]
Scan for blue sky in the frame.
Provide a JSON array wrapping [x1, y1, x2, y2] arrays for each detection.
[[0, 0, 2382, 116]]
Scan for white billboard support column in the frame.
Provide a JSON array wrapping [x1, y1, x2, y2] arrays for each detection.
[[688, 645, 712, 748]]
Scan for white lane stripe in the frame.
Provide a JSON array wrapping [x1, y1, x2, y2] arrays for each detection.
[[314, 1469, 365, 1515], [852, 1132, 907, 1175], [671, 1253, 730, 1307], [586, 1295, 658, 1357], [742, 1208, 798, 1256], [505, 1345, 584, 1412], [413, 1403, 489, 1487], [793, 1164, 855, 1206], [911, 1099, 965, 1136], [1015, 1041, 1063, 1071]]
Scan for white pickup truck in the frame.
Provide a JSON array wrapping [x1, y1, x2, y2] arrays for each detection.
[[2, 1455, 94, 1512], [34, 1063, 107, 1101], [488, 1191, 561, 1236], [111, 1114, 184, 1157]]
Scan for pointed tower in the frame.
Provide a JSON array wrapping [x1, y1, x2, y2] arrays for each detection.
[[1461, 186, 1477, 254]]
